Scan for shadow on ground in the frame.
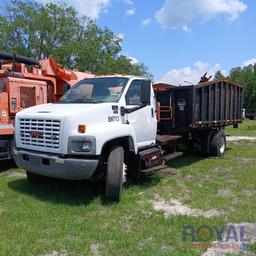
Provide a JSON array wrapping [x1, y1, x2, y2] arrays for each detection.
[[166, 146, 233, 169], [8, 177, 107, 206], [0, 160, 16, 172], [7, 174, 161, 206], [7, 147, 233, 206], [166, 147, 203, 169]]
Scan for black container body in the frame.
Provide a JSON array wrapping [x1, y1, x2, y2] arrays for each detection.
[[156, 80, 243, 134]]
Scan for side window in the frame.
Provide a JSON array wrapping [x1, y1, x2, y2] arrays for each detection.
[[0, 80, 4, 91], [125, 80, 141, 105]]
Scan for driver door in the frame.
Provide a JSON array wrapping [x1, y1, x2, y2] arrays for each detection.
[[124, 79, 157, 148]]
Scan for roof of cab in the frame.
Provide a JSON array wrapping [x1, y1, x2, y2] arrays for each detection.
[[94, 74, 148, 80]]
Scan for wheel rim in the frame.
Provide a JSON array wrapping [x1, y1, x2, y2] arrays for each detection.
[[219, 136, 226, 154], [122, 163, 127, 184]]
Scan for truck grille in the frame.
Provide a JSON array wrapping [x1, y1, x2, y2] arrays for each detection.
[[19, 119, 61, 149]]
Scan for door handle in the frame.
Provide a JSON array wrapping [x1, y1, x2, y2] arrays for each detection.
[[151, 108, 154, 117]]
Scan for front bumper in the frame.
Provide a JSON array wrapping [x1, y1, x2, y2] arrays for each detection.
[[13, 148, 99, 180]]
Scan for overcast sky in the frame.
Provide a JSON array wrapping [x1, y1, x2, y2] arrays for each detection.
[[5, 0, 256, 84]]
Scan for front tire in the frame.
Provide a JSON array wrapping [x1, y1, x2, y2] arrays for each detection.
[[105, 145, 124, 202]]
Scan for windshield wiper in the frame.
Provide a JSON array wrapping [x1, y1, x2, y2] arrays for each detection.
[[72, 98, 98, 103], [58, 98, 102, 104]]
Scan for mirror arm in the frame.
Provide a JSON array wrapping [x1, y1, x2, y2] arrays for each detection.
[[121, 104, 146, 115]]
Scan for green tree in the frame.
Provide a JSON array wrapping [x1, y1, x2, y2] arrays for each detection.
[[0, 0, 152, 78], [214, 71, 226, 80], [221, 65, 256, 114]]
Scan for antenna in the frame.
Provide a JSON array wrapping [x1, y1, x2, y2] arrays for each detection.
[[184, 81, 193, 85]]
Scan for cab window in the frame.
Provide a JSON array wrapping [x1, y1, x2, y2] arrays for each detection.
[[125, 80, 141, 105]]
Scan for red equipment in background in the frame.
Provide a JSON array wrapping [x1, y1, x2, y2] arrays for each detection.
[[0, 51, 93, 160]]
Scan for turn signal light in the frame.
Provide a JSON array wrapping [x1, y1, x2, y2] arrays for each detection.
[[78, 125, 86, 133]]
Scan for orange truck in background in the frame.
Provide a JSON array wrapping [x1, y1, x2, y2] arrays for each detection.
[[0, 51, 93, 160]]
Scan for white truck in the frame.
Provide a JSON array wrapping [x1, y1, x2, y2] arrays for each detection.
[[13, 76, 243, 201]]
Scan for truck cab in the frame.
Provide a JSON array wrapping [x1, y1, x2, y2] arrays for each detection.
[[14, 76, 158, 201]]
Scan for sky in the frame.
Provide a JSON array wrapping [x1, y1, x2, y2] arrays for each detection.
[[3, 0, 256, 84]]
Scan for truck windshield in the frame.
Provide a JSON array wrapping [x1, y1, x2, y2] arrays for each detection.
[[59, 77, 129, 104]]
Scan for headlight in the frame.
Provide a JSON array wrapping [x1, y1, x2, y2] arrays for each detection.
[[68, 136, 96, 155], [81, 142, 92, 152]]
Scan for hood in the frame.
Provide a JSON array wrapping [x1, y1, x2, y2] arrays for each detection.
[[16, 103, 97, 118], [16, 102, 119, 128]]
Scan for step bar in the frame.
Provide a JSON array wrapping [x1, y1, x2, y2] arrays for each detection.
[[163, 151, 183, 161], [140, 151, 183, 175]]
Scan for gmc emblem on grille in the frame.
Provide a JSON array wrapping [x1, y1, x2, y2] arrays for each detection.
[[50, 135, 58, 140], [30, 131, 44, 138]]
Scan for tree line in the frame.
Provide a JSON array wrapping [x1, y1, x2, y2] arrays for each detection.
[[215, 65, 256, 114], [0, 0, 152, 78], [1, 1, 254, 113]]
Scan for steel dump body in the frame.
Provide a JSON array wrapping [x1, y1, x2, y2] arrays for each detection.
[[154, 80, 243, 134]]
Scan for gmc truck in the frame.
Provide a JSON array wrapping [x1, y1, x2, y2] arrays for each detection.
[[13, 76, 243, 201]]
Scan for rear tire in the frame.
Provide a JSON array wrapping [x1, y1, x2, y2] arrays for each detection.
[[201, 130, 215, 156], [26, 171, 44, 183], [105, 145, 124, 202], [210, 130, 226, 157]]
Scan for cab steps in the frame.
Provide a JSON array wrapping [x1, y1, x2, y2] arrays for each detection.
[[163, 151, 183, 161], [156, 135, 182, 145], [140, 151, 183, 175], [140, 164, 167, 175]]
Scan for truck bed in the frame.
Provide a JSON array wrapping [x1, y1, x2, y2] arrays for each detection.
[[154, 80, 243, 134]]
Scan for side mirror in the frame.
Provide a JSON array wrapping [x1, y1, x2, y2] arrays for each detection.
[[140, 80, 151, 105], [63, 83, 71, 94]]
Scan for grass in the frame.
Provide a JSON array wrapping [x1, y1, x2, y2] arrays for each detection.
[[0, 120, 255, 256], [225, 118, 256, 136]]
